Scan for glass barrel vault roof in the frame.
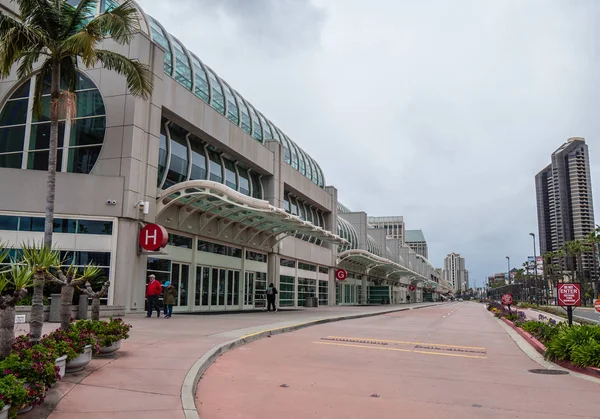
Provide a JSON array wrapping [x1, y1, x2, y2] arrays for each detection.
[[145, 14, 325, 188]]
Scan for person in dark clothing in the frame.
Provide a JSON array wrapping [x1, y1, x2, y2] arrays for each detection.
[[266, 283, 278, 312], [146, 274, 162, 317]]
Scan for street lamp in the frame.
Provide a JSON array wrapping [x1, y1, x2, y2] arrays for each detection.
[[506, 256, 511, 285], [530, 232, 540, 304]]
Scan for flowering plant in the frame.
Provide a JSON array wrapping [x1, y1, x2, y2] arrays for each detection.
[[72, 318, 132, 349], [0, 349, 59, 389], [0, 374, 28, 418], [44, 327, 98, 361]]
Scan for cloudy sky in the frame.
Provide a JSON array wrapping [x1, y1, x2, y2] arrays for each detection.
[[137, 0, 600, 288]]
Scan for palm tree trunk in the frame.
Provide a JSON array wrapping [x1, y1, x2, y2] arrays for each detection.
[[31, 63, 61, 341], [0, 305, 16, 358], [60, 285, 74, 330], [29, 270, 47, 342]]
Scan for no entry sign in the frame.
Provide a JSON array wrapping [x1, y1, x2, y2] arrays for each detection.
[[501, 293, 513, 306], [557, 283, 581, 307], [594, 299, 600, 313], [139, 224, 168, 251], [335, 269, 347, 281]]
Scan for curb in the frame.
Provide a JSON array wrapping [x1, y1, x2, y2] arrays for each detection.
[[181, 303, 443, 419]]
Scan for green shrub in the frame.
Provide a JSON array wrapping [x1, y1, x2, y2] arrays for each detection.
[[71, 318, 132, 350], [571, 339, 600, 368], [545, 325, 600, 363], [15, 294, 50, 306]]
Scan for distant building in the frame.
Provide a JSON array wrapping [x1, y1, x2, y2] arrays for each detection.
[[367, 216, 405, 246], [535, 137, 595, 271], [405, 229, 428, 259], [444, 253, 467, 293], [464, 270, 469, 290]]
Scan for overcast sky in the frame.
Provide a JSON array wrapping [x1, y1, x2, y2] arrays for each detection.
[[137, 0, 600, 288]]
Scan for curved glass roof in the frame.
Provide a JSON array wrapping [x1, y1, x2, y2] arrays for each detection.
[[145, 14, 325, 188], [337, 217, 358, 252], [367, 235, 382, 257]]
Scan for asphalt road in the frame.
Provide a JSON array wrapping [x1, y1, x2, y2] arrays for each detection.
[[196, 303, 600, 419], [572, 307, 600, 323]]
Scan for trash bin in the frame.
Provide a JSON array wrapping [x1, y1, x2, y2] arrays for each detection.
[[49, 294, 61, 323]]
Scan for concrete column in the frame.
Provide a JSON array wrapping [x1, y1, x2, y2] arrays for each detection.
[[265, 141, 283, 209], [361, 274, 368, 304], [113, 219, 148, 312]]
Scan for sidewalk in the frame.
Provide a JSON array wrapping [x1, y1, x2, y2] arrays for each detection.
[[18, 302, 442, 419]]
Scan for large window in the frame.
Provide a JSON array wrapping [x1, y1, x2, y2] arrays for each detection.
[[157, 123, 168, 186], [208, 150, 223, 183], [189, 140, 207, 180], [319, 280, 329, 306], [250, 173, 262, 199], [206, 69, 225, 115], [279, 275, 295, 307], [0, 215, 112, 235], [171, 38, 192, 90], [197, 239, 241, 258], [246, 103, 263, 142], [238, 167, 250, 196], [163, 124, 189, 188], [0, 72, 106, 174], [298, 278, 316, 307], [224, 159, 237, 190], [148, 17, 173, 75], [222, 84, 239, 125], [236, 94, 252, 135], [191, 56, 210, 103]]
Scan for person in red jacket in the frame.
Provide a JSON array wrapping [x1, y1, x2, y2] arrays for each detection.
[[146, 274, 162, 318]]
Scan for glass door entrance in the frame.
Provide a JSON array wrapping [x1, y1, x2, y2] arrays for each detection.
[[171, 263, 190, 310], [195, 265, 241, 311]]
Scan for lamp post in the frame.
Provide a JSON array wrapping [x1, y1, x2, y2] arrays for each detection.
[[530, 233, 540, 304], [506, 256, 511, 295]]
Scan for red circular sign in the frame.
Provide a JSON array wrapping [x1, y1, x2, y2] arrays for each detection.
[[594, 299, 600, 313], [335, 269, 347, 281], [501, 293, 513, 306], [409, 284, 416, 292], [139, 224, 168, 251]]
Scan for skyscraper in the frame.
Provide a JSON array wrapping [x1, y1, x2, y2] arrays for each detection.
[[405, 229, 428, 259], [444, 253, 467, 293], [535, 138, 595, 270]]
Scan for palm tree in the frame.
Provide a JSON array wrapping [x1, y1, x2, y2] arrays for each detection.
[[0, 0, 153, 341], [0, 261, 35, 358], [586, 228, 600, 298]]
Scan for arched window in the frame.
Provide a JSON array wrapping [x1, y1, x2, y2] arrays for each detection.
[[238, 167, 250, 196], [222, 83, 239, 125], [163, 124, 189, 188], [189, 138, 207, 181], [148, 17, 173, 75], [171, 37, 192, 90], [191, 56, 210, 103], [0, 72, 106, 174], [246, 103, 263, 142], [206, 68, 225, 115]]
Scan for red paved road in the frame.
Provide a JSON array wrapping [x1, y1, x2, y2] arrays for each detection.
[[196, 303, 600, 419]]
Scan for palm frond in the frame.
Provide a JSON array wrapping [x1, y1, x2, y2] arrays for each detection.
[[8, 261, 35, 290], [60, 55, 78, 92], [62, 0, 98, 37], [0, 13, 21, 37], [16, 49, 45, 81], [85, 0, 141, 44], [13, 0, 59, 38], [95, 49, 153, 98], [0, 23, 48, 78], [61, 30, 103, 68]]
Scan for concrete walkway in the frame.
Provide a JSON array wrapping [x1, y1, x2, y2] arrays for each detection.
[[18, 303, 442, 419]]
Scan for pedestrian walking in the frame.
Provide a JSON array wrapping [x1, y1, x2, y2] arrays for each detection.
[[163, 281, 177, 319], [146, 274, 162, 318], [266, 282, 278, 312]]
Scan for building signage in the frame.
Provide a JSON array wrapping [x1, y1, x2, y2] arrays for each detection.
[[557, 283, 581, 307], [139, 224, 168, 251], [335, 269, 348, 281], [409, 284, 416, 292]]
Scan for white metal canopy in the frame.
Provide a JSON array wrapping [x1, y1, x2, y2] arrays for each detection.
[[156, 180, 349, 246]]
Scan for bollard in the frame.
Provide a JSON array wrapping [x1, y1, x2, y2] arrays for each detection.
[[78, 294, 89, 319]]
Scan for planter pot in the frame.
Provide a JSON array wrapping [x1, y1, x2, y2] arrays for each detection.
[[96, 340, 121, 357], [66, 345, 92, 373], [0, 404, 9, 419], [17, 383, 33, 415], [55, 355, 68, 379]]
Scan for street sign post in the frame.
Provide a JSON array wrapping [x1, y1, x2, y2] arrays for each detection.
[[501, 293, 513, 312], [557, 283, 581, 326]]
